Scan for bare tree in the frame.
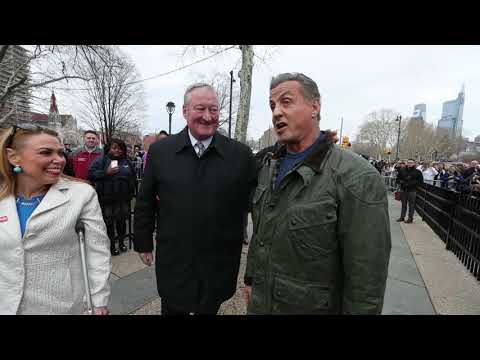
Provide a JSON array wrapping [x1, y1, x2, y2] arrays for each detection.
[[181, 45, 278, 143], [193, 71, 240, 133], [75, 46, 145, 144], [400, 120, 437, 160], [0, 45, 109, 125], [356, 109, 403, 159], [351, 141, 378, 159], [397, 121, 466, 161]]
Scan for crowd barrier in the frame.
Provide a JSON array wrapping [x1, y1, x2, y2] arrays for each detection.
[[383, 175, 480, 281]]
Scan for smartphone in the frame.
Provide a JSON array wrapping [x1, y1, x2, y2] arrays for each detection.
[[111, 160, 118, 168]]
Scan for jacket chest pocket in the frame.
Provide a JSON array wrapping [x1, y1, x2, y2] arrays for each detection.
[[288, 200, 337, 259]]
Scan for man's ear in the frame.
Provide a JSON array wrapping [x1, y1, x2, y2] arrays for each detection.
[[183, 105, 188, 119], [6, 148, 20, 167], [312, 98, 320, 118]]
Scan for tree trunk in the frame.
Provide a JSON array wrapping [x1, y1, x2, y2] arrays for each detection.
[[234, 45, 254, 144]]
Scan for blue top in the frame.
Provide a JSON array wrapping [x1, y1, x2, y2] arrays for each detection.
[[16, 195, 45, 237], [275, 132, 327, 189]]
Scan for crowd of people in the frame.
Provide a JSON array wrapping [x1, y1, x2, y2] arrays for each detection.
[[1, 72, 393, 315], [373, 158, 480, 194]]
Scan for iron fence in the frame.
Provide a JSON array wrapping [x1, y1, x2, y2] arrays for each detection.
[[127, 159, 145, 248], [384, 175, 480, 281]]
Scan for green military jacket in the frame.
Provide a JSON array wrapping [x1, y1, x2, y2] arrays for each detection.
[[245, 137, 391, 314]]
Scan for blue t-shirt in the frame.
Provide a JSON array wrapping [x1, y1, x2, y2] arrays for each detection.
[[275, 132, 327, 189], [16, 195, 45, 237]]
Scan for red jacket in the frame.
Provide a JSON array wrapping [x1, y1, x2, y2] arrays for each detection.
[[71, 147, 102, 180]]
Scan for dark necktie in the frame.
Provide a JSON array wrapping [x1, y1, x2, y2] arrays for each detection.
[[196, 142, 205, 157]]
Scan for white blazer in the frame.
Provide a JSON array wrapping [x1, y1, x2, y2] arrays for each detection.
[[0, 178, 111, 315]]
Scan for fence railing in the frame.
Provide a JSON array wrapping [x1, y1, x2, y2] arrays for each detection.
[[124, 159, 145, 248], [384, 175, 480, 281]]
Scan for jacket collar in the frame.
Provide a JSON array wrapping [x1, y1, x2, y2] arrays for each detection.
[[0, 178, 71, 242], [174, 126, 227, 159], [271, 130, 335, 173], [28, 178, 70, 219]]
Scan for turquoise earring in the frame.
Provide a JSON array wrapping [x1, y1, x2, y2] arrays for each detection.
[[13, 165, 23, 174]]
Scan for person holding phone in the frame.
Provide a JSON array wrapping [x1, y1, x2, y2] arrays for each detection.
[[89, 138, 137, 256]]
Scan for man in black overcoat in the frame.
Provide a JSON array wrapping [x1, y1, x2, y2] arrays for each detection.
[[133, 83, 257, 315]]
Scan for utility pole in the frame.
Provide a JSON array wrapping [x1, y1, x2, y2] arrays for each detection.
[[228, 70, 235, 138], [395, 115, 402, 160], [339, 117, 343, 144]]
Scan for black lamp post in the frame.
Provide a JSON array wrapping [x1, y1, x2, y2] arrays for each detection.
[[166, 101, 175, 135], [395, 115, 402, 160], [228, 70, 236, 139]]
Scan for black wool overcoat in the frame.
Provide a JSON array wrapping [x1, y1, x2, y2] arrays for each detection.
[[133, 127, 257, 309]]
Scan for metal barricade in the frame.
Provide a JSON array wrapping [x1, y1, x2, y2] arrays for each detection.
[[414, 182, 480, 280], [382, 175, 398, 192], [128, 158, 145, 249], [385, 172, 480, 280]]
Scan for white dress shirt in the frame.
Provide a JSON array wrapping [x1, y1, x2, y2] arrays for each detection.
[[188, 129, 213, 157]]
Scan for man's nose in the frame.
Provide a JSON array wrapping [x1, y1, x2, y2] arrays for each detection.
[[272, 104, 282, 120], [202, 110, 212, 121]]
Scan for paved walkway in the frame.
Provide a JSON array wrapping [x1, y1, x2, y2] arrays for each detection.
[[107, 195, 480, 315], [383, 198, 435, 314], [391, 197, 480, 314]]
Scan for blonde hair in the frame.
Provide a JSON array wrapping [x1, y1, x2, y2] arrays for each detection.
[[0, 125, 82, 200]]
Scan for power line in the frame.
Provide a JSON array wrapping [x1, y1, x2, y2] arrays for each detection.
[[50, 46, 238, 92]]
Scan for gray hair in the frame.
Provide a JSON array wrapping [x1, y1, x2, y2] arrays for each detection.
[[183, 83, 217, 106], [270, 72, 321, 121]]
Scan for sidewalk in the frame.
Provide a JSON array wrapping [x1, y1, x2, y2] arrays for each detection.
[[107, 196, 480, 315], [390, 196, 480, 314], [382, 197, 435, 314]]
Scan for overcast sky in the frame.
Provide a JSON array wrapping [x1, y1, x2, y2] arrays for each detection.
[[56, 45, 480, 142]]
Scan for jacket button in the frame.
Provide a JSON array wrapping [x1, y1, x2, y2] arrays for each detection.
[[291, 220, 297, 226], [259, 242, 264, 247], [276, 291, 282, 297], [326, 214, 333, 220]]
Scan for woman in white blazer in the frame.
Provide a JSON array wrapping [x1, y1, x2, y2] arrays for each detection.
[[0, 124, 111, 315]]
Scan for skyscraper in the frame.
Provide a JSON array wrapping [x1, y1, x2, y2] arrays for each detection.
[[411, 103, 426, 122], [0, 45, 30, 114], [437, 85, 465, 138]]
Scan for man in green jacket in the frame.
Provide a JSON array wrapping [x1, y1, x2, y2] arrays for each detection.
[[243, 73, 391, 314]]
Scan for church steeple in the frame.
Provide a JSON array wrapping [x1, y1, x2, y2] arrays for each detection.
[[49, 91, 59, 114], [48, 90, 60, 127]]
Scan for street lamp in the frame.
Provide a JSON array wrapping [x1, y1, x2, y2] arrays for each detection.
[[395, 115, 402, 160], [228, 70, 236, 139], [166, 101, 175, 135]]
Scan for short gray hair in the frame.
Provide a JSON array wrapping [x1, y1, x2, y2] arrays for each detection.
[[183, 83, 217, 106], [270, 72, 321, 121]]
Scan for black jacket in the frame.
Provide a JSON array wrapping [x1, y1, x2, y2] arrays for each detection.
[[397, 166, 424, 191], [88, 155, 137, 203], [133, 127, 257, 310]]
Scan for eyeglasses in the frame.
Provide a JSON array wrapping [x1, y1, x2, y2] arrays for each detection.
[[6, 124, 45, 148]]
